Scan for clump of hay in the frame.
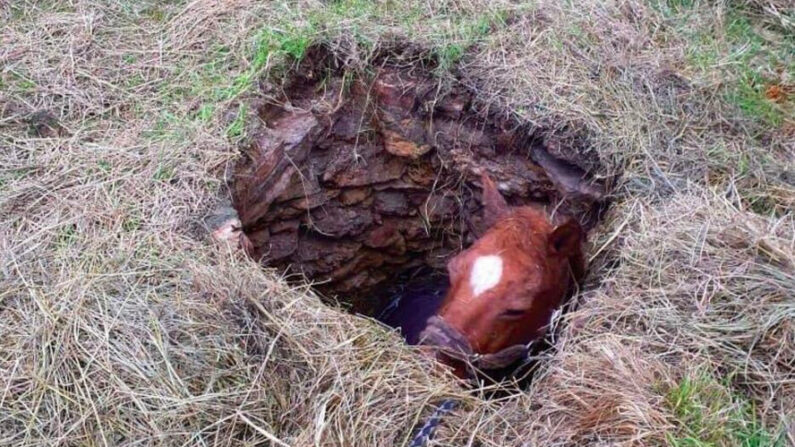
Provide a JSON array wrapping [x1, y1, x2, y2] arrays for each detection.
[[3, 187, 790, 445], [1, 0, 792, 446]]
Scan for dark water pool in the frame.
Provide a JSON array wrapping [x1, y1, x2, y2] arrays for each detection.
[[374, 271, 448, 345]]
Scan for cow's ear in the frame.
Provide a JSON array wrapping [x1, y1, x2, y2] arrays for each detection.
[[548, 218, 583, 257], [481, 173, 510, 229]]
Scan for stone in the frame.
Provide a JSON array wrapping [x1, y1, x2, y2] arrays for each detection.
[[420, 193, 457, 222], [373, 73, 432, 159], [372, 73, 418, 111], [229, 60, 607, 306], [433, 92, 471, 119], [274, 169, 322, 203], [361, 222, 407, 256], [240, 166, 299, 222], [269, 219, 300, 234], [289, 189, 340, 211], [430, 120, 491, 152], [235, 111, 321, 223], [326, 250, 388, 284], [374, 190, 411, 216], [295, 237, 361, 276], [338, 187, 371, 206], [266, 202, 306, 221], [531, 145, 604, 202], [330, 109, 364, 141], [263, 230, 298, 261], [330, 269, 388, 296], [246, 228, 270, 249], [309, 206, 374, 238], [372, 179, 427, 191], [322, 143, 405, 187], [381, 128, 432, 158], [210, 216, 243, 246], [405, 161, 436, 186]]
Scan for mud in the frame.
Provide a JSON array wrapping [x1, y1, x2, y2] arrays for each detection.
[[231, 47, 609, 314]]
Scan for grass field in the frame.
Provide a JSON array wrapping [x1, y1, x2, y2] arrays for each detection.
[[1, 1, 793, 445]]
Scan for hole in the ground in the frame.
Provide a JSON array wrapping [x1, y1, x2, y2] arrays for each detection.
[[229, 44, 612, 384]]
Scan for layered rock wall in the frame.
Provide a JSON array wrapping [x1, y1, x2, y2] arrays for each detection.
[[232, 52, 606, 312]]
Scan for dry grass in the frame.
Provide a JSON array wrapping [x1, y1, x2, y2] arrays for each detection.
[[1, 0, 793, 446]]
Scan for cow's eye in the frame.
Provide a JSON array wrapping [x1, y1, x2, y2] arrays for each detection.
[[500, 308, 526, 319]]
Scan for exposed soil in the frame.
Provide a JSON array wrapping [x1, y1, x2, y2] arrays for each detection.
[[232, 47, 610, 314]]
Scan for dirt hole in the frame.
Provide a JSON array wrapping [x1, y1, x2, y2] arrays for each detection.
[[230, 45, 611, 374]]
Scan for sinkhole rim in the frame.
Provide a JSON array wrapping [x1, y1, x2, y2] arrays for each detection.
[[223, 44, 614, 386]]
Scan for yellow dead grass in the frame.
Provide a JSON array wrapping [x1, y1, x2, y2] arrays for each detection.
[[1, 1, 792, 445]]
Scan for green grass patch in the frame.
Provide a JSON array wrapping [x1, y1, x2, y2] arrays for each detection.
[[17, 78, 36, 92], [142, 6, 166, 22], [308, 0, 508, 72], [153, 163, 175, 182], [434, 43, 466, 71], [722, 13, 791, 128], [56, 224, 78, 248], [154, 21, 315, 142], [225, 103, 248, 141], [194, 103, 215, 122], [142, 111, 186, 141], [122, 53, 138, 64], [426, 9, 507, 72], [664, 371, 785, 447], [0, 168, 34, 191], [650, 0, 696, 17], [4, 70, 38, 93], [124, 73, 146, 89], [260, 27, 313, 61], [216, 24, 315, 101], [727, 69, 785, 128], [679, 6, 793, 129], [122, 214, 142, 232]]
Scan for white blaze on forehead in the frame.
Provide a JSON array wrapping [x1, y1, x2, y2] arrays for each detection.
[[469, 255, 503, 297]]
